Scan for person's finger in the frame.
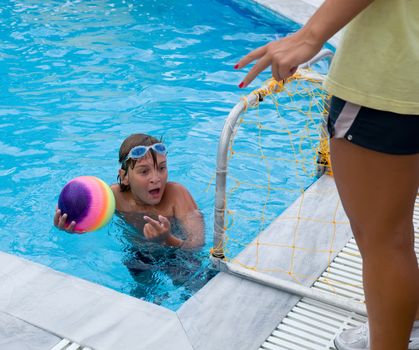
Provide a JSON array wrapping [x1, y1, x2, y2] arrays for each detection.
[[271, 60, 281, 82], [158, 215, 170, 230], [235, 44, 267, 70], [54, 209, 61, 226], [143, 216, 162, 231], [143, 216, 159, 225], [278, 64, 298, 81], [143, 224, 150, 239], [143, 223, 153, 239], [58, 213, 68, 228], [289, 66, 298, 76], [240, 54, 271, 88], [67, 221, 76, 232]]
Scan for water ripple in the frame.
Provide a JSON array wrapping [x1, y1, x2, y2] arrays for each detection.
[[0, 0, 325, 311]]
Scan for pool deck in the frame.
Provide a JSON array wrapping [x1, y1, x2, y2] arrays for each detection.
[[0, 252, 193, 350], [253, 0, 341, 46], [0, 1, 357, 349]]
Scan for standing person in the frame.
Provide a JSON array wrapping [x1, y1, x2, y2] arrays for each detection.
[[235, 0, 419, 349]]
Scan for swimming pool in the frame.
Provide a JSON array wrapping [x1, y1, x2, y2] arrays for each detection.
[[0, 0, 321, 310]]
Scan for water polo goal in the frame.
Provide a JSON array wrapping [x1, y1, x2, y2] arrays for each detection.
[[210, 49, 367, 316]]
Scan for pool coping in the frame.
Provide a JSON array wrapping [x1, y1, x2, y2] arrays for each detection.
[[252, 0, 342, 47], [0, 1, 346, 349], [0, 251, 193, 350]]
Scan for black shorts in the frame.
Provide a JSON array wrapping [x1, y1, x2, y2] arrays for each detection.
[[327, 96, 419, 155]]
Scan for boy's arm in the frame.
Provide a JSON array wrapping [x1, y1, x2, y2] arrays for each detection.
[[237, 0, 374, 86], [171, 184, 205, 249], [177, 210, 205, 249], [165, 233, 184, 247]]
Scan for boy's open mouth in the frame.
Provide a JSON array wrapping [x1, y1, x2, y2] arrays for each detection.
[[149, 188, 160, 196]]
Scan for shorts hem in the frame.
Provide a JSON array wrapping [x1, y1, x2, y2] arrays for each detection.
[[334, 136, 419, 156]]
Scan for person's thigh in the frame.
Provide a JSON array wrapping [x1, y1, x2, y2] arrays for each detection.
[[330, 138, 419, 251]]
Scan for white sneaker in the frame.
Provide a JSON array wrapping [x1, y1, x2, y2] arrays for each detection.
[[334, 321, 419, 350]]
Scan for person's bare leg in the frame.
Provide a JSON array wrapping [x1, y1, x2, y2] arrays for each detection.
[[330, 138, 419, 350]]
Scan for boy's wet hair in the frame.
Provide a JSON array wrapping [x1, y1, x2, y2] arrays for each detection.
[[118, 133, 163, 192]]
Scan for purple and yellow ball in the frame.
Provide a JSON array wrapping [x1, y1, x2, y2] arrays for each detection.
[[58, 176, 115, 233]]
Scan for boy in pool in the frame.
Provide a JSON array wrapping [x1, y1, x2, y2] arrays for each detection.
[[54, 133, 204, 250]]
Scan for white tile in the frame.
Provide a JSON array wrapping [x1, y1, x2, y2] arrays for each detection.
[[0, 311, 60, 350], [0, 253, 192, 350]]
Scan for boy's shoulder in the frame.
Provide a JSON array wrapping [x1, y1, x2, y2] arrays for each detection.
[[165, 181, 188, 194], [165, 182, 193, 201], [110, 184, 127, 211], [110, 183, 122, 197], [165, 182, 197, 212]]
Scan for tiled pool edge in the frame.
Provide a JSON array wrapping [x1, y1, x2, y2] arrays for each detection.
[[0, 311, 60, 349], [251, 0, 341, 47], [0, 252, 193, 350]]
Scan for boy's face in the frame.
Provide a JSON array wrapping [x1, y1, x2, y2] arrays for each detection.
[[122, 152, 168, 206]]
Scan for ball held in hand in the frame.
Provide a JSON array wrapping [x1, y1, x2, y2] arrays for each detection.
[[58, 176, 115, 233]]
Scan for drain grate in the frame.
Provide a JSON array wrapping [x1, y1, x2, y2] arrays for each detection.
[[259, 236, 368, 350], [259, 194, 419, 350], [260, 298, 366, 350], [50, 339, 92, 350], [312, 238, 364, 301]]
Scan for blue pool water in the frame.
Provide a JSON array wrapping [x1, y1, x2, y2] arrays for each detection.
[[0, 0, 325, 310]]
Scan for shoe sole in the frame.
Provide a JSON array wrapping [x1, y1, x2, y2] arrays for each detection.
[[333, 337, 419, 350], [333, 337, 367, 350]]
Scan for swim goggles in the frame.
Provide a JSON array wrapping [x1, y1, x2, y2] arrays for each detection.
[[124, 143, 167, 162]]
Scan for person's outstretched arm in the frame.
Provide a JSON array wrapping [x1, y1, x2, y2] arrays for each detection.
[[236, 0, 374, 87]]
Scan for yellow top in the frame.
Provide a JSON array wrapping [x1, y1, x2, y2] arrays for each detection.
[[324, 0, 419, 115]]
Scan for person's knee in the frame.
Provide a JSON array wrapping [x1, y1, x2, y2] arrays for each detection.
[[350, 220, 414, 256]]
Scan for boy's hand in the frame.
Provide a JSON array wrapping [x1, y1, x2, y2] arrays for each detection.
[[54, 208, 76, 233], [143, 215, 171, 242]]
